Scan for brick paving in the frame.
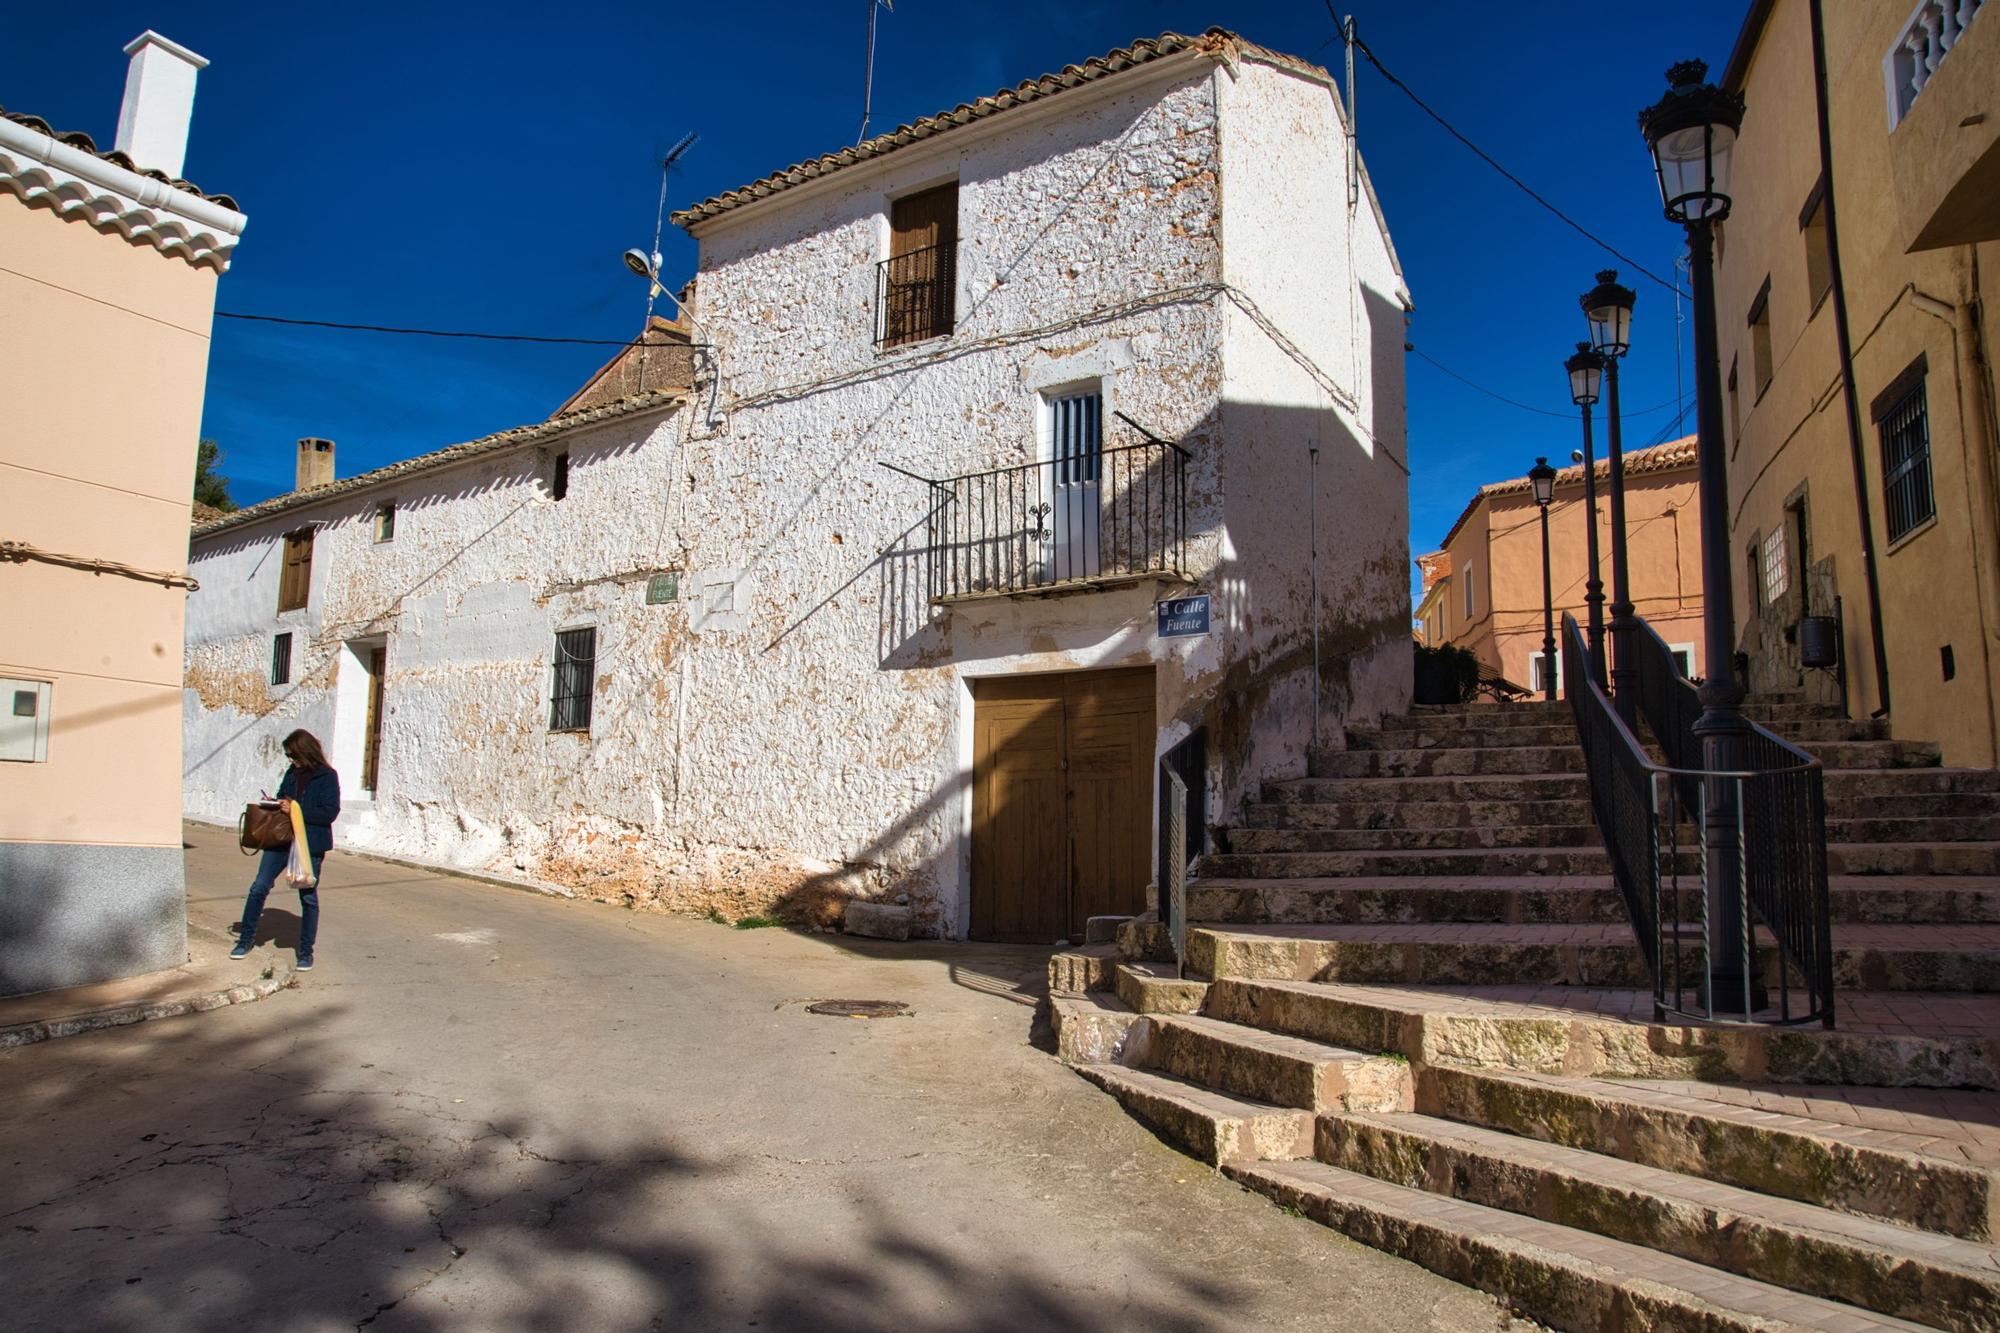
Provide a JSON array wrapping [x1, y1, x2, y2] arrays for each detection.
[[1635, 1078, 2000, 1167]]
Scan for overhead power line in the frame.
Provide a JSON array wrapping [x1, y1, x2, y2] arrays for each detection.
[[1348, 34, 1686, 298], [215, 311, 644, 347], [1410, 345, 1683, 422]]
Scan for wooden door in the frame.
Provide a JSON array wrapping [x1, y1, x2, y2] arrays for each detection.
[[885, 183, 958, 347], [970, 668, 1155, 942], [361, 647, 386, 795]]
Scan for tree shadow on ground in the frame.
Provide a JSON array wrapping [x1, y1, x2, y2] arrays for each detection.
[[1, 1002, 1248, 1332]]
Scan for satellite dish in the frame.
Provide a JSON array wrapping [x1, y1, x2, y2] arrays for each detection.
[[623, 248, 655, 278]]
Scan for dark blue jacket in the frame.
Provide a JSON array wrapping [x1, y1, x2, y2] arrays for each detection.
[[277, 766, 341, 858]]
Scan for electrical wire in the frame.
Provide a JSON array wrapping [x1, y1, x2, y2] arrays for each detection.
[[2, 540, 199, 590], [1349, 34, 1685, 299], [215, 311, 650, 347], [1410, 345, 1685, 422]]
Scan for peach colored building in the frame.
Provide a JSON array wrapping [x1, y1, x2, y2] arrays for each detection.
[[1717, 0, 2000, 764], [0, 33, 245, 994], [1419, 437, 1706, 694]]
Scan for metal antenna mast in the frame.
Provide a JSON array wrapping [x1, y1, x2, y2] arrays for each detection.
[[644, 132, 699, 325], [859, 0, 893, 144]]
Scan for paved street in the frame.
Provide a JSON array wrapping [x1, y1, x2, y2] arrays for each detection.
[[0, 824, 1511, 1333]]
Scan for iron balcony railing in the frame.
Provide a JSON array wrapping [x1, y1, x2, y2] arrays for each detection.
[[1563, 614, 1835, 1027], [918, 436, 1190, 602], [875, 241, 956, 348]]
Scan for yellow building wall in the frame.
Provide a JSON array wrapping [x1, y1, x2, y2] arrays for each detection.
[[0, 198, 218, 848], [1720, 0, 2000, 765]]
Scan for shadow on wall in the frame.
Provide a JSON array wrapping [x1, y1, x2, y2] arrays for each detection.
[[0, 1005, 1249, 1331], [0, 845, 184, 996]]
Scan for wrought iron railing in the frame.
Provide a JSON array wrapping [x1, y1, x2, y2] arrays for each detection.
[[920, 438, 1189, 602], [1568, 613, 1836, 1025], [875, 241, 956, 348]]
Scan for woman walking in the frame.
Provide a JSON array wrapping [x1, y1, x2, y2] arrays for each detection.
[[232, 729, 340, 970]]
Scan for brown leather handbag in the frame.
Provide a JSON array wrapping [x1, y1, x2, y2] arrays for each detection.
[[238, 799, 294, 854]]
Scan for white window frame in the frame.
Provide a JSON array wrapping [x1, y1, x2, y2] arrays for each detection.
[[1528, 648, 1563, 695], [1669, 642, 1697, 678]]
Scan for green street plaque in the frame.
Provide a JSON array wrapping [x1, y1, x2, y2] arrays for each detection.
[[645, 572, 679, 605]]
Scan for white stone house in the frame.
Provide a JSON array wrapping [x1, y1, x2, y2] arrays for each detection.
[[183, 29, 1413, 942]]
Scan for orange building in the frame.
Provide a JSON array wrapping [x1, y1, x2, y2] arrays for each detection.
[[1417, 436, 1706, 694]]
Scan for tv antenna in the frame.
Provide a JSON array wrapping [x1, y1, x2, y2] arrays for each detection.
[[858, 0, 894, 144], [626, 132, 699, 325]]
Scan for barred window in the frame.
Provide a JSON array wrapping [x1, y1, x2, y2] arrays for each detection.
[[1874, 362, 1935, 544], [1763, 525, 1789, 603], [271, 633, 292, 686], [549, 627, 596, 732]]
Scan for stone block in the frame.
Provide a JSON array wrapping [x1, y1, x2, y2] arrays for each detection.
[[843, 900, 912, 941], [1084, 914, 1132, 944]]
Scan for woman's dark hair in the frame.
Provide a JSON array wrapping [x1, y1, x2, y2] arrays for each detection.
[[283, 729, 330, 772]]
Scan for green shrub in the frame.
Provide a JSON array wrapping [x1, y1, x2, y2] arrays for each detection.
[[1412, 640, 1480, 704]]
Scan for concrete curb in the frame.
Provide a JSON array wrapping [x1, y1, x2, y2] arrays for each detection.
[[0, 956, 295, 1050]]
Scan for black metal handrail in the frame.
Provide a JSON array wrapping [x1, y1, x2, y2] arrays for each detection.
[[1626, 614, 1834, 1025], [1563, 615, 1665, 987], [876, 241, 956, 347], [922, 437, 1189, 602]]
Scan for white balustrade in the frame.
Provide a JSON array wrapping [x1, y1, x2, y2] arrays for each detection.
[[1885, 0, 1985, 128]]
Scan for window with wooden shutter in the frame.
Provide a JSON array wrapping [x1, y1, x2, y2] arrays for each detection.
[[877, 183, 958, 348], [278, 530, 313, 612]]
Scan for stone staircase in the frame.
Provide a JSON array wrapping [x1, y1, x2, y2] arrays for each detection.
[[1049, 698, 2000, 1331]]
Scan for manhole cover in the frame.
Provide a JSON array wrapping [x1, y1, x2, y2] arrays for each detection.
[[805, 999, 910, 1018]]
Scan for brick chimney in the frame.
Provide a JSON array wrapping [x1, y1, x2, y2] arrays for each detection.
[[113, 31, 209, 180], [296, 438, 335, 491]]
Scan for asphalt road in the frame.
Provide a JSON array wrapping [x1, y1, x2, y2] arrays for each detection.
[[0, 823, 1514, 1332]]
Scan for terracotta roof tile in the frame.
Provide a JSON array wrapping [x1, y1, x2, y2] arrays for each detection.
[[191, 389, 687, 540], [1437, 434, 1698, 553], [0, 105, 239, 209], [672, 28, 1277, 228]]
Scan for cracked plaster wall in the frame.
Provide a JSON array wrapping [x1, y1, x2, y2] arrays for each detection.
[[183, 58, 1409, 937]]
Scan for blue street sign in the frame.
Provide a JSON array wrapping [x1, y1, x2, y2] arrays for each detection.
[[1157, 594, 1210, 639]]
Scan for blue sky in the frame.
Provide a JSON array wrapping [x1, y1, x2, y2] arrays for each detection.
[[8, 1, 1744, 570]]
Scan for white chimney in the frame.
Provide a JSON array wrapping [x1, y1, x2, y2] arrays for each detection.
[[113, 31, 209, 180]]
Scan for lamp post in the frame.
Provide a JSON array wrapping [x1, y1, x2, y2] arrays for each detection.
[[1530, 457, 1559, 701], [1565, 344, 1608, 686], [1581, 270, 1638, 721], [1641, 59, 1757, 1014]]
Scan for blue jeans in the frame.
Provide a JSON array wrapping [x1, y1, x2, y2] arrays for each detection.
[[237, 845, 323, 957]]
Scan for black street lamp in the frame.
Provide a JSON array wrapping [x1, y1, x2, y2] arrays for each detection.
[[1565, 343, 1608, 686], [1581, 270, 1638, 720], [1529, 456, 1559, 701], [1641, 59, 1756, 1014]]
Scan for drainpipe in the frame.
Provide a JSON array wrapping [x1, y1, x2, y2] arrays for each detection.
[[1911, 252, 2000, 763], [1809, 0, 1893, 719]]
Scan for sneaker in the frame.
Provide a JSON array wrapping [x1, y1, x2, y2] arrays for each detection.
[[229, 943, 251, 960], [297, 955, 314, 971]]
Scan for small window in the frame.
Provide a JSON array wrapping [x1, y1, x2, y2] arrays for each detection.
[[1763, 525, 1789, 604], [1529, 650, 1562, 695], [278, 529, 313, 612], [374, 502, 396, 543], [550, 453, 570, 502], [271, 633, 293, 686], [549, 627, 596, 732], [1799, 180, 1832, 314], [1874, 358, 1936, 543], [1727, 358, 1740, 446], [0, 678, 53, 763], [1670, 646, 1694, 677], [1746, 540, 1763, 610], [1748, 279, 1773, 399], [1463, 563, 1476, 621]]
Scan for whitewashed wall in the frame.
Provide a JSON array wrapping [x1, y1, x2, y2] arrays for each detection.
[[185, 53, 1411, 937]]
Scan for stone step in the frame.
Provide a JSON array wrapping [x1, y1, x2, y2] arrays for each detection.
[[1045, 989, 1143, 1065], [1189, 922, 2000, 993], [1186, 875, 2000, 926], [1416, 1064, 2000, 1243], [1389, 698, 1844, 724], [1266, 766, 1999, 808], [1047, 944, 1117, 993], [1242, 799, 2000, 844], [1228, 824, 1603, 852], [1312, 740, 1942, 780], [1142, 1012, 1412, 1114], [1226, 1157, 1933, 1333], [1350, 717, 1889, 751], [1204, 840, 2000, 879], [1242, 797, 1596, 830], [1112, 960, 1206, 1014], [1316, 1109, 2000, 1328], [1073, 1063, 1312, 1166], [1203, 976, 2000, 1089]]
